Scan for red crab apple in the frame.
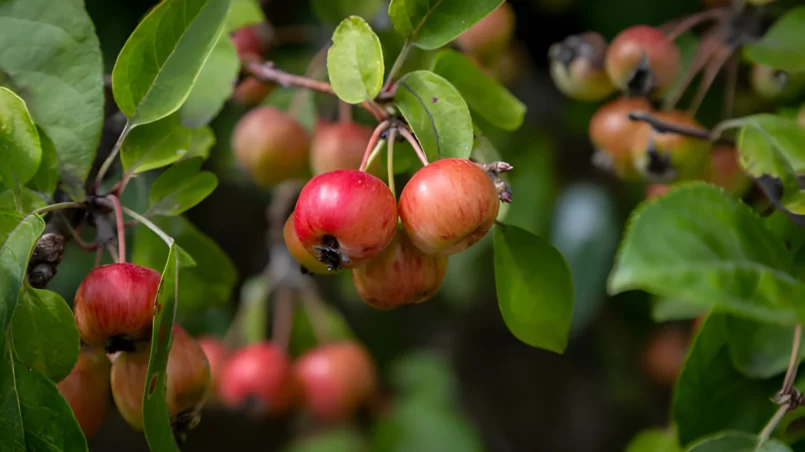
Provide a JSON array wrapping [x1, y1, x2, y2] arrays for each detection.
[[57, 344, 111, 439], [589, 97, 654, 180], [641, 325, 690, 387], [231, 106, 311, 188], [310, 120, 383, 177], [630, 110, 711, 183], [111, 325, 210, 439], [233, 77, 274, 107], [645, 184, 672, 200], [197, 336, 230, 398], [605, 25, 681, 98], [455, 1, 515, 67], [218, 342, 299, 417], [294, 341, 377, 423], [352, 226, 448, 309], [230, 25, 271, 61], [74, 263, 161, 352], [283, 213, 334, 275], [705, 144, 752, 196], [293, 169, 397, 270], [398, 158, 500, 256], [549, 31, 616, 102]]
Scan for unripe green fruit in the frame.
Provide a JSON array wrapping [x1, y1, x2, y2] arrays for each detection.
[[549, 32, 616, 102], [231, 107, 311, 188], [750, 64, 805, 101]]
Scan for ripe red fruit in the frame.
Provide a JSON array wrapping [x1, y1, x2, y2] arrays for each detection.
[[549, 31, 616, 102], [455, 2, 515, 67], [231, 106, 311, 188], [230, 25, 271, 61], [310, 120, 382, 177], [232, 77, 274, 107], [57, 345, 111, 439], [74, 263, 161, 351], [352, 227, 448, 309], [111, 325, 210, 437], [294, 341, 377, 423], [283, 213, 335, 275], [605, 25, 680, 98], [640, 326, 690, 387], [293, 169, 397, 270], [399, 158, 500, 256], [705, 144, 752, 196], [197, 336, 230, 398], [630, 110, 711, 182], [588, 97, 653, 180], [218, 342, 299, 417]]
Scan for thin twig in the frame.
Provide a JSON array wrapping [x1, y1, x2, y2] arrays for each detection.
[[759, 403, 790, 443], [271, 287, 295, 351], [663, 7, 730, 40], [383, 40, 411, 92], [781, 325, 802, 396], [93, 123, 132, 193], [687, 45, 735, 116], [397, 127, 429, 166], [710, 118, 747, 140], [359, 121, 391, 172], [107, 195, 126, 263], [628, 111, 712, 140], [57, 213, 99, 252], [31, 202, 86, 217]]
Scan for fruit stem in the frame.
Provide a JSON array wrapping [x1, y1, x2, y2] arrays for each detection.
[[662, 7, 729, 40], [93, 122, 132, 194], [30, 201, 86, 218], [710, 118, 746, 140], [57, 214, 100, 252], [628, 110, 711, 140], [780, 324, 802, 398], [383, 39, 412, 92], [686, 45, 735, 116], [758, 403, 790, 444], [338, 101, 352, 124], [360, 121, 391, 172], [397, 127, 429, 166], [107, 194, 126, 263], [386, 128, 398, 198], [364, 139, 387, 173], [271, 287, 295, 352]]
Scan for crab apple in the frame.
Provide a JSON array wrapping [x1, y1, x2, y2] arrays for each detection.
[[294, 341, 377, 423], [283, 213, 334, 275], [57, 345, 111, 439], [645, 184, 672, 200], [111, 325, 210, 436], [750, 64, 805, 101], [218, 342, 299, 417], [455, 1, 515, 66], [630, 110, 711, 183], [230, 24, 271, 61], [74, 263, 161, 352], [605, 25, 681, 98], [549, 32, 616, 102], [588, 97, 654, 180], [705, 144, 752, 196], [399, 158, 500, 256], [641, 325, 690, 387], [232, 106, 311, 188], [233, 77, 274, 107], [352, 226, 448, 309], [310, 120, 382, 177], [197, 336, 230, 398], [293, 169, 397, 270]]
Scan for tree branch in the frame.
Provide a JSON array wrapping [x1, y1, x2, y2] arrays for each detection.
[[628, 111, 712, 140]]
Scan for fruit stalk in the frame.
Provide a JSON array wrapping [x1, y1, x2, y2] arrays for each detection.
[[397, 126, 429, 166], [386, 127, 398, 198], [382, 40, 412, 92], [628, 110, 712, 140], [662, 7, 729, 40], [359, 121, 391, 172]]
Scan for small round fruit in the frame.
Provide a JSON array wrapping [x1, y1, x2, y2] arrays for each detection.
[[750, 64, 805, 101], [232, 77, 274, 107], [283, 213, 334, 275], [705, 144, 752, 196], [549, 31, 616, 102], [74, 263, 161, 351], [293, 169, 397, 270], [605, 25, 681, 98], [197, 336, 230, 398], [230, 25, 271, 61], [455, 2, 515, 66], [57, 345, 111, 439], [400, 158, 500, 256], [111, 325, 210, 437], [294, 341, 377, 423], [218, 342, 299, 417], [641, 326, 690, 387], [310, 120, 382, 177], [589, 97, 654, 180], [232, 106, 311, 188], [630, 110, 711, 182], [645, 184, 672, 200], [352, 226, 448, 309]]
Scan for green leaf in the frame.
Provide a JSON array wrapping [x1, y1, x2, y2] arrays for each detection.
[[672, 314, 778, 446], [327, 16, 384, 104], [608, 183, 805, 325], [0, 345, 88, 451], [388, 0, 504, 50], [27, 126, 59, 198], [431, 49, 525, 130], [0, 0, 104, 183], [0, 188, 48, 213], [121, 114, 192, 174], [132, 215, 237, 315], [179, 33, 240, 128], [183, 126, 216, 161], [142, 244, 180, 452], [372, 397, 484, 452], [285, 427, 369, 452], [493, 223, 574, 353], [10, 287, 80, 383], [744, 6, 805, 72], [0, 87, 42, 188], [687, 431, 792, 452], [312, 0, 383, 25], [225, 0, 265, 32], [652, 297, 709, 322], [726, 316, 803, 379], [395, 70, 473, 161], [112, 0, 232, 126], [625, 427, 681, 452], [148, 158, 218, 216]]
